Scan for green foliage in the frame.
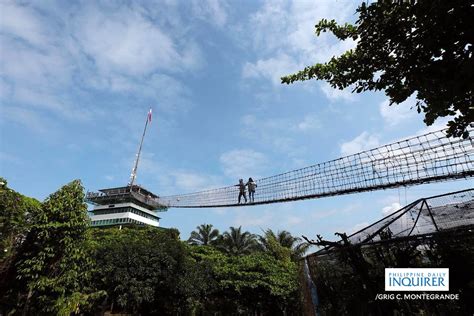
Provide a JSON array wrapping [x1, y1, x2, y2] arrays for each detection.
[[259, 229, 310, 261], [90, 227, 201, 314], [2, 184, 305, 315], [88, 226, 300, 315], [188, 223, 220, 246], [315, 18, 358, 40], [0, 178, 41, 314], [218, 253, 298, 295], [0, 178, 41, 263], [219, 226, 259, 255], [189, 245, 301, 315], [1, 179, 98, 315], [282, 1, 474, 138], [264, 233, 293, 262]]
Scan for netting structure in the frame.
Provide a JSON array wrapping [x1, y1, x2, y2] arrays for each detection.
[[159, 128, 474, 208], [310, 188, 474, 253], [302, 189, 474, 315]]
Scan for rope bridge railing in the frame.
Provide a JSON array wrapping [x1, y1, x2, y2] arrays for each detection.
[[159, 128, 474, 208]]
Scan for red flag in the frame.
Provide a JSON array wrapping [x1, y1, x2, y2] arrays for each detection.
[[148, 108, 152, 122]]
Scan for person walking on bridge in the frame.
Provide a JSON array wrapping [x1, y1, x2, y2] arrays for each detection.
[[236, 179, 247, 204], [246, 177, 257, 203]]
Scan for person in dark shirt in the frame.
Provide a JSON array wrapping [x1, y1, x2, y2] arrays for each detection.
[[236, 179, 247, 204]]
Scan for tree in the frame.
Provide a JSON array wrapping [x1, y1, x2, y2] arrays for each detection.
[[188, 223, 220, 246], [1, 180, 98, 315], [1, 177, 307, 314], [90, 227, 202, 315], [219, 226, 258, 255], [0, 178, 41, 314], [218, 253, 301, 314], [189, 245, 302, 315], [282, 0, 474, 138], [258, 229, 310, 261], [0, 178, 40, 267]]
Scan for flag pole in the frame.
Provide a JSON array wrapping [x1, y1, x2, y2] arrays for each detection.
[[129, 108, 152, 187]]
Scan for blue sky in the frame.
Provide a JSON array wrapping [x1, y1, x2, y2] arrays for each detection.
[[1, 0, 471, 242]]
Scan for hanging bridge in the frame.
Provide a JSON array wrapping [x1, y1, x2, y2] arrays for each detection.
[[158, 128, 473, 208]]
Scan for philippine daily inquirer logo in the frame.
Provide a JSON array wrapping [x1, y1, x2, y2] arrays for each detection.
[[385, 268, 449, 291]]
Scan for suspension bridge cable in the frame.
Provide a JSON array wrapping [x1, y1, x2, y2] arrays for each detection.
[[159, 128, 474, 208]]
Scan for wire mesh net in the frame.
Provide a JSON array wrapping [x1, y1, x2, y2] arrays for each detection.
[[302, 188, 474, 314], [312, 188, 474, 252], [159, 128, 474, 208], [303, 223, 474, 315]]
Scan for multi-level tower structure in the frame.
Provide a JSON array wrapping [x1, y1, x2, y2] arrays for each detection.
[[86, 185, 167, 227], [86, 108, 168, 228]]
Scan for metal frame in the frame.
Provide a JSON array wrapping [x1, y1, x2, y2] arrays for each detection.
[[311, 188, 474, 255]]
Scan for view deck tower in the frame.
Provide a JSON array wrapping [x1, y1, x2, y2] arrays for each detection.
[[86, 185, 166, 227], [86, 108, 167, 227]]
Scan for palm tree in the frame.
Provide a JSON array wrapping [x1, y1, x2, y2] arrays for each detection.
[[219, 226, 258, 255], [258, 229, 310, 260], [188, 224, 220, 246]]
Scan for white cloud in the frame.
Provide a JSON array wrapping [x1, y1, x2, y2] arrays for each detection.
[[380, 96, 457, 132], [171, 171, 222, 193], [212, 208, 228, 215], [291, 158, 308, 168], [242, 53, 301, 86], [311, 209, 338, 220], [0, 1, 200, 133], [416, 117, 451, 135], [242, 1, 358, 89], [74, 6, 201, 76], [379, 97, 417, 126], [241, 114, 257, 125], [296, 115, 321, 131], [237, 113, 323, 170], [0, 14, 94, 122], [13, 87, 91, 121], [220, 149, 267, 180], [0, 78, 13, 99], [287, 215, 303, 226], [233, 209, 273, 227], [347, 222, 370, 234], [0, 106, 52, 134], [0, 37, 71, 88], [241, 115, 283, 135], [192, 0, 228, 27], [319, 82, 355, 102], [379, 201, 414, 237], [239, 114, 320, 155], [0, 36, 86, 121], [125, 152, 226, 195], [249, 1, 355, 57], [240, 115, 288, 149], [0, 2, 50, 48], [311, 203, 363, 221], [382, 202, 401, 215], [340, 131, 380, 156], [91, 73, 193, 115]]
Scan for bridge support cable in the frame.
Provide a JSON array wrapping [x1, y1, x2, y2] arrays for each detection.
[[159, 128, 474, 208]]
